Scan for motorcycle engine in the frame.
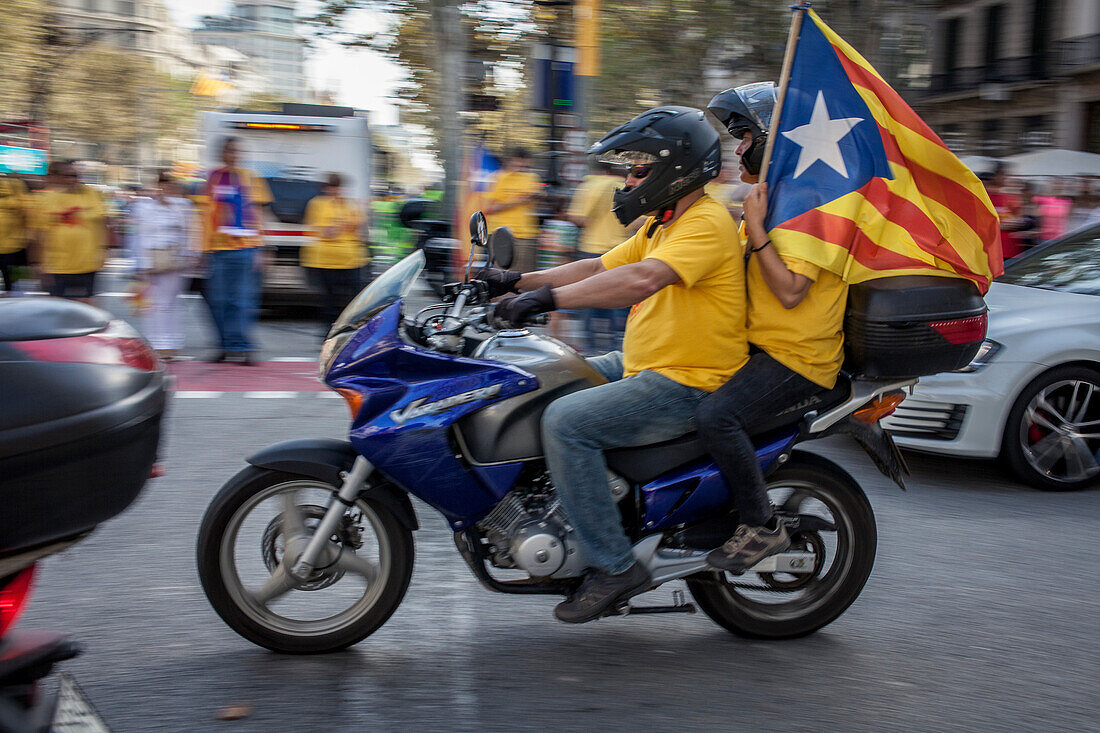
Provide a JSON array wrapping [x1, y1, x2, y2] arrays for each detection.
[[475, 472, 629, 579]]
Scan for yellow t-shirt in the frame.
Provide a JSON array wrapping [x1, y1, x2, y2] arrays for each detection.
[[742, 222, 848, 388], [487, 170, 541, 240], [567, 174, 631, 255], [200, 168, 272, 252], [0, 177, 28, 255], [32, 187, 107, 275], [601, 195, 746, 392], [302, 196, 367, 269]]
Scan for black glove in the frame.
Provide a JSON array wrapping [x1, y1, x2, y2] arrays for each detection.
[[493, 285, 557, 328], [476, 267, 522, 298]]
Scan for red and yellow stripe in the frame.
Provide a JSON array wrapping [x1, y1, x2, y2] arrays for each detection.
[[770, 9, 1003, 294]]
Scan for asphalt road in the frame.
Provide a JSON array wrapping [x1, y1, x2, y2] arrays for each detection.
[[17, 283, 1100, 732]]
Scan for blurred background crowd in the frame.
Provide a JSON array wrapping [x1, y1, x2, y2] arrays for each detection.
[[1, 0, 1099, 358]]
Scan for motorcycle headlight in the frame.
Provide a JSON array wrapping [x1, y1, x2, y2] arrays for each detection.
[[957, 339, 1002, 373], [319, 330, 355, 378]]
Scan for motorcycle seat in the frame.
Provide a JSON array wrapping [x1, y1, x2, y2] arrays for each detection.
[[0, 299, 110, 342], [604, 376, 851, 485]]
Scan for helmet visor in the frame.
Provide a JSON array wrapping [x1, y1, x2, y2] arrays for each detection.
[[597, 150, 661, 167], [733, 82, 777, 133]]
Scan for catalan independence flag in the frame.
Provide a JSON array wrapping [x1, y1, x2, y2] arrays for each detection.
[[765, 9, 1003, 293]]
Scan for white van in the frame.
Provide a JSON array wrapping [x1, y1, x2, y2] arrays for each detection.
[[201, 104, 372, 302]]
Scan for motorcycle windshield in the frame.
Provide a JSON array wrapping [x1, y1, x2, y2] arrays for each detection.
[[328, 250, 425, 336]]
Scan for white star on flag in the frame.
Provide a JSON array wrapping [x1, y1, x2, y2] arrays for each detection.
[[781, 91, 864, 179]]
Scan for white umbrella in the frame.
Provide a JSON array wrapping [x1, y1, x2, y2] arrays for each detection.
[[959, 155, 999, 176], [1001, 148, 1100, 177]]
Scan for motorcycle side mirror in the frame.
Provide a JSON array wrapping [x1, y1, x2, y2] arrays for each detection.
[[470, 211, 488, 249], [488, 227, 515, 270]]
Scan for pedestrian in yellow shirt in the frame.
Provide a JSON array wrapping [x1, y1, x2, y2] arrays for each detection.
[[0, 174, 29, 294], [30, 161, 107, 304], [303, 172, 367, 327], [484, 147, 542, 273]]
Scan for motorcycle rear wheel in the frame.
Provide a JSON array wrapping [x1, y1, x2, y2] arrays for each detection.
[[197, 467, 414, 654], [686, 452, 876, 640]]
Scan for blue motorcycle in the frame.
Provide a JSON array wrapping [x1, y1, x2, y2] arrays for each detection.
[[197, 213, 913, 653]]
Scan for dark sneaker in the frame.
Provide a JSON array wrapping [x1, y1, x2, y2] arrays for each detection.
[[554, 563, 652, 624], [707, 523, 791, 574], [205, 351, 227, 363]]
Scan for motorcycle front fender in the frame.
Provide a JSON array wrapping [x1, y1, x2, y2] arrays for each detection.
[[247, 438, 419, 530]]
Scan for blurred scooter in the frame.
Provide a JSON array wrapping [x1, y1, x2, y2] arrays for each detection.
[[0, 298, 166, 732]]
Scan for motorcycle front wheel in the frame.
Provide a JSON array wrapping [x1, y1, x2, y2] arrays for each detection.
[[686, 451, 877, 640], [197, 467, 414, 653]]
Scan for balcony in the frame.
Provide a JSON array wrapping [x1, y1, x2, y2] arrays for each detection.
[[1058, 34, 1100, 71], [921, 55, 1053, 98]]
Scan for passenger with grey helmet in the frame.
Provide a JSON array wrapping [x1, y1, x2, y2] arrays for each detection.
[[479, 106, 748, 623], [699, 82, 851, 574]]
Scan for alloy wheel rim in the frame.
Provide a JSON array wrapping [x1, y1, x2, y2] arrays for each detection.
[[1020, 379, 1100, 484]]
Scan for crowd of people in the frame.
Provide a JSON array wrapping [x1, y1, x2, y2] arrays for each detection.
[[0, 138, 369, 364], [982, 165, 1100, 259]]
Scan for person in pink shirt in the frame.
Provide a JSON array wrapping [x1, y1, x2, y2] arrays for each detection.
[[1034, 178, 1073, 243]]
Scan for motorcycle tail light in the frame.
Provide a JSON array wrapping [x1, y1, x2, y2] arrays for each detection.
[[13, 319, 159, 372], [854, 392, 906, 425], [0, 565, 36, 637], [929, 314, 987, 345]]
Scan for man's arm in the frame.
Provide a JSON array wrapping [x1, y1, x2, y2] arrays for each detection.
[[553, 258, 679, 309], [743, 183, 812, 309], [515, 255, 604, 290]]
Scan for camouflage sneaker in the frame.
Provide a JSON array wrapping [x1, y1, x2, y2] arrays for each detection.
[[554, 562, 652, 624], [706, 522, 791, 575]]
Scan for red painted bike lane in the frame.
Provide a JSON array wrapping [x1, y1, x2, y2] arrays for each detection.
[[167, 360, 326, 392]]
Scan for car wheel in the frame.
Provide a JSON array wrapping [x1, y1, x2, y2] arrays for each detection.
[[1002, 365, 1100, 491]]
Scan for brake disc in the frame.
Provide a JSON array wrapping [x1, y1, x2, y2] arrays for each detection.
[[261, 504, 346, 591]]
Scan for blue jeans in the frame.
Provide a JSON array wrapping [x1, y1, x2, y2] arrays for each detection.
[[541, 352, 708, 574], [208, 248, 259, 352]]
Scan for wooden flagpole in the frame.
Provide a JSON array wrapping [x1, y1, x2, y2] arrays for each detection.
[[758, 3, 811, 182]]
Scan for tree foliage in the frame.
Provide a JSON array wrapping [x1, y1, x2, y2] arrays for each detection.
[[0, 0, 48, 117], [48, 46, 195, 160]]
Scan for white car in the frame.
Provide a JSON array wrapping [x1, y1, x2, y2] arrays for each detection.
[[882, 225, 1100, 491]]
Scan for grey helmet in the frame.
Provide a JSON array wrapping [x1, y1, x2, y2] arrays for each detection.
[[707, 82, 778, 176], [587, 106, 722, 226]]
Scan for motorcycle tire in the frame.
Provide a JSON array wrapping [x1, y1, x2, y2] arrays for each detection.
[[197, 467, 414, 654], [686, 452, 876, 640]]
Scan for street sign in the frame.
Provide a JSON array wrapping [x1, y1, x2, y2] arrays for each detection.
[[0, 145, 48, 175]]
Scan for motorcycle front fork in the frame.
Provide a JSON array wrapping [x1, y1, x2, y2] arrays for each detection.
[[290, 456, 373, 579]]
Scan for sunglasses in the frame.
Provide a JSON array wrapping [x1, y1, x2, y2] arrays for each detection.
[[627, 164, 653, 179]]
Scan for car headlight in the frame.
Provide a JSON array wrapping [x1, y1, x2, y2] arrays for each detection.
[[957, 339, 1002, 373]]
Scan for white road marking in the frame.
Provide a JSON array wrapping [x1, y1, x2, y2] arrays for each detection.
[[243, 391, 299, 399], [174, 391, 225, 399]]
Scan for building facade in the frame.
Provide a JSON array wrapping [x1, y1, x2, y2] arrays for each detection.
[[909, 0, 1100, 155], [192, 0, 310, 102]]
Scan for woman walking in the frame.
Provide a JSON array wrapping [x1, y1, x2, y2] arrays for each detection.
[[133, 171, 197, 359]]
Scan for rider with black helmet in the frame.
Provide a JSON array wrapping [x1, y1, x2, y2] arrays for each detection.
[[698, 83, 850, 574], [481, 106, 747, 623]]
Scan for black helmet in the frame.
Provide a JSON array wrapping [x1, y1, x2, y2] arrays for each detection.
[[707, 82, 777, 176], [587, 106, 721, 226]]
